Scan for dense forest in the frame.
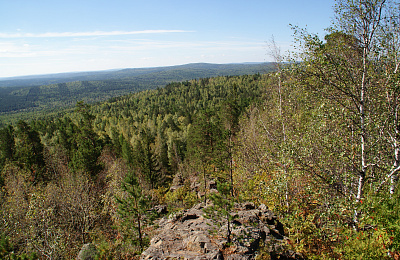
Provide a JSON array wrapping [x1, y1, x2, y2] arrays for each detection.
[[1, 0, 400, 259], [0, 63, 273, 128]]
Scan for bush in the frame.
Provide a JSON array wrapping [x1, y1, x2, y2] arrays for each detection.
[[340, 191, 400, 259], [0, 234, 38, 260]]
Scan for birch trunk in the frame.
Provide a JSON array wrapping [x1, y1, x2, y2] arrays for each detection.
[[390, 116, 400, 194], [391, 145, 399, 195], [354, 47, 367, 224]]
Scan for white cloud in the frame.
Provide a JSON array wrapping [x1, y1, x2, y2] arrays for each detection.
[[0, 35, 269, 77], [0, 30, 192, 38], [105, 39, 264, 53], [0, 42, 35, 57]]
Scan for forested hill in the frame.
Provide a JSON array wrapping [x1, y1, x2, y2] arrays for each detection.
[[2, 1, 400, 259], [0, 63, 272, 125], [0, 63, 271, 88], [0, 73, 273, 258]]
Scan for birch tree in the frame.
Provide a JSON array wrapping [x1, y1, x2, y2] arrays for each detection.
[[266, 36, 291, 210], [293, 0, 394, 224], [334, 0, 387, 213], [375, 1, 400, 195]]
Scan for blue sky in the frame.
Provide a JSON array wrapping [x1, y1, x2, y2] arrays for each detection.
[[0, 0, 336, 78]]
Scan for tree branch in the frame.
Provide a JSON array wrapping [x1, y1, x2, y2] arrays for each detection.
[[375, 164, 400, 193]]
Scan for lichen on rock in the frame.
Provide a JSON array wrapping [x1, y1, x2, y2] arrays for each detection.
[[141, 202, 303, 260]]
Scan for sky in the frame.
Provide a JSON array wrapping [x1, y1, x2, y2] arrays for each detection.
[[0, 0, 336, 78]]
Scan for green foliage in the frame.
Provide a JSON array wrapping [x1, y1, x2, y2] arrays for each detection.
[[133, 128, 161, 189], [69, 102, 103, 175], [0, 71, 271, 258], [93, 240, 120, 260], [0, 235, 14, 259], [115, 171, 153, 252], [5, 13, 400, 257], [0, 63, 272, 128], [203, 182, 236, 244], [187, 109, 224, 202], [187, 109, 221, 164], [14, 120, 45, 171], [165, 186, 198, 210], [341, 230, 392, 260], [0, 125, 14, 184], [0, 235, 38, 260], [69, 129, 102, 175], [0, 125, 14, 167], [339, 190, 400, 259], [119, 134, 134, 165]]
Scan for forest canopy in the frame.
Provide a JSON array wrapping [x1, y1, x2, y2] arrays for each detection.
[[0, 62, 273, 128], [1, 0, 400, 259]]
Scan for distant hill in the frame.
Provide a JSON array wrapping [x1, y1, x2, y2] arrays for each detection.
[[0, 63, 272, 88], [0, 63, 274, 125]]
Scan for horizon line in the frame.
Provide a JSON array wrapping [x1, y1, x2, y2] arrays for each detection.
[[0, 62, 269, 80], [0, 30, 193, 38]]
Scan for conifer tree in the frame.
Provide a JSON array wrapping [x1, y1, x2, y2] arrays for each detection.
[[70, 102, 103, 175], [187, 109, 220, 203], [203, 182, 236, 244], [13, 120, 45, 182], [115, 171, 152, 252], [120, 134, 134, 165], [134, 129, 160, 189], [0, 125, 14, 170], [218, 99, 241, 196]]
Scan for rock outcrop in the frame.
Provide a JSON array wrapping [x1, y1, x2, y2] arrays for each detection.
[[77, 243, 98, 260], [141, 202, 303, 260]]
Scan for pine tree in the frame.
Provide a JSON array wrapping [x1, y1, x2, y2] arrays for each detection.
[[13, 120, 45, 183], [69, 102, 103, 176], [134, 129, 160, 189], [120, 134, 134, 165], [218, 99, 241, 196], [203, 181, 236, 244], [187, 109, 220, 203], [0, 125, 14, 170], [115, 171, 152, 252]]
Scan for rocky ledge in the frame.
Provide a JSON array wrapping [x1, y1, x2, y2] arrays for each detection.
[[141, 202, 303, 260]]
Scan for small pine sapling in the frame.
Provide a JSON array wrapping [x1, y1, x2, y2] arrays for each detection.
[[115, 171, 153, 252], [203, 181, 236, 244]]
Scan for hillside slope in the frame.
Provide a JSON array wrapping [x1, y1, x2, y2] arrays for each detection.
[[0, 63, 273, 119], [0, 63, 272, 88]]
